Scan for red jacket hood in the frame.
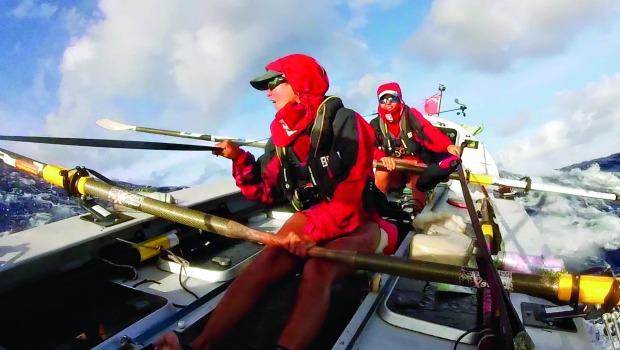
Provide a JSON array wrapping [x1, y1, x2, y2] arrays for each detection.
[[266, 54, 330, 147], [266, 54, 329, 99], [377, 82, 402, 100]]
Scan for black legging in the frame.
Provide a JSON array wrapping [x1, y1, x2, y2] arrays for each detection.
[[415, 152, 460, 192]]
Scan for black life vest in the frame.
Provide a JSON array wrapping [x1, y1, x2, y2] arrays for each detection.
[[272, 96, 342, 210], [372, 107, 429, 158], [271, 96, 378, 211]]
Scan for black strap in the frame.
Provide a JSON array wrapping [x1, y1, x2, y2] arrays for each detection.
[[603, 277, 620, 311], [0, 135, 219, 151], [58, 166, 120, 198], [570, 274, 580, 306], [59, 167, 90, 197], [456, 165, 525, 350], [86, 167, 118, 186]]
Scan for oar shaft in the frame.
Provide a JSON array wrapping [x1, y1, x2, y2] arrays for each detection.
[[491, 177, 619, 201], [3, 147, 619, 306], [133, 126, 267, 148], [0, 147, 280, 246], [374, 159, 620, 202], [373, 159, 459, 180], [309, 247, 618, 306], [0, 135, 219, 151], [84, 180, 281, 246], [135, 125, 218, 141]]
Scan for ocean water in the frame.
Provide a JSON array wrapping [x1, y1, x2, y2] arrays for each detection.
[[1, 154, 620, 273], [0, 163, 186, 236], [507, 153, 620, 273]]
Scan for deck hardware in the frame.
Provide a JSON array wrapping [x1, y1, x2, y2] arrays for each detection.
[[120, 335, 142, 349], [521, 302, 583, 332], [78, 196, 134, 227], [212, 256, 232, 267]]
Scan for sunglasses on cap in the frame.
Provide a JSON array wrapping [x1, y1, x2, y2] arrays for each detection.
[[379, 95, 400, 104], [267, 76, 287, 91]]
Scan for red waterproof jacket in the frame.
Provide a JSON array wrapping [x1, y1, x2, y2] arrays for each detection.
[[231, 54, 397, 254]]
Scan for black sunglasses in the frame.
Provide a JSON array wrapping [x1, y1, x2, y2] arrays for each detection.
[[267, 76, 287, 90], [379, 95, 400, 104]]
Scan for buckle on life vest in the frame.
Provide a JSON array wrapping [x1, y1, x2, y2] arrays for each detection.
[[392, 146, 405, 158], [292, 185, 326, 211]]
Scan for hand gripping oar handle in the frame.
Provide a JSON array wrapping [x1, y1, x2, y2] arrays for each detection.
[[2, 147, 620, 307], [374, 159, 620, 202], [96, 118, 268, 148]]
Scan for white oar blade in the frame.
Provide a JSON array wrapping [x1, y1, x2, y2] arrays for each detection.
[[96, 118, 136, 131]]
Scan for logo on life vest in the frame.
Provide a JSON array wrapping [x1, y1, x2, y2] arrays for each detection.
[[320, 155, 330, 167], [407, 131, 413, 138], [280, 120, 297, 137]]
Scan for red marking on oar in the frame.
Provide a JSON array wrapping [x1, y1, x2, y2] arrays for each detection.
[[16, 160, 39, 175]]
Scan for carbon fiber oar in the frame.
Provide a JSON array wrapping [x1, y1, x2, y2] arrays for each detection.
[[2, 147, 619, 307], [0, 135, 219, 151], [96, 118, 268, 148], [374, 159, 620, 202]]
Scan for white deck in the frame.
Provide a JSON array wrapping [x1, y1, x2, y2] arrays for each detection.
[[342, 182, 595, 350]]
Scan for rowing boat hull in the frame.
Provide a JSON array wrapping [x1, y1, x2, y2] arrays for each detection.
[[0, 117, 606, 350]]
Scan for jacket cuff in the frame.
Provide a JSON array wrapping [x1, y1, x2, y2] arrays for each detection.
[[232, 150, 250, 166]]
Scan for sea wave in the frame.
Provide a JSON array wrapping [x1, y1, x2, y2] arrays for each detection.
[[500, 155, 620, 272]]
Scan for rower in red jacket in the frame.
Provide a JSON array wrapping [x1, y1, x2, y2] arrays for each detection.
[[370, 82, 461, 213], [156, 54, 397, 350]]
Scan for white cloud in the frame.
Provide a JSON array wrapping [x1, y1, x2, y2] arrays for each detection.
[[406, 0, 620, 72], [34, 0, 380, 185], [11, 0, 58, 19], [497, 73, 620, 173], [342, 72, 395, 114], [488, 110, 532, 138]]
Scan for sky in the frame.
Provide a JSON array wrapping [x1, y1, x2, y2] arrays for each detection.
[[1, 0, 619, 186]]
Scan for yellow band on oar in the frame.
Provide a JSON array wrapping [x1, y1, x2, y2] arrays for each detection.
[[558, 273, 618, 305], [468, 173, 493, 186], [41, 165, 91, 196], [42, 165, 70, 188], [482, 224, 494, 240]]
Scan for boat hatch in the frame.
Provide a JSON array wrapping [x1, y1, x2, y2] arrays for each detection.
[[379, 277, 480, 344], [462, 139, 479, 149], [157, 239, 264, 282], [0, 275, 168, 350], [437, 127, 458, 144]]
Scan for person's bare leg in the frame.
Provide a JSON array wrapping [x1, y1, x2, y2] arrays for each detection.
[[375, 170, 390, 193], [277, 221, 381, 350], [375, 170, 402, 194], [154, 332, 183, 350], [190, 213, 308, 350], [406, 174, 427, 212]]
